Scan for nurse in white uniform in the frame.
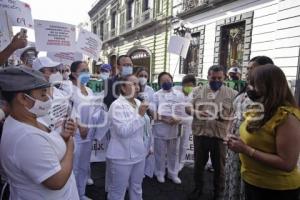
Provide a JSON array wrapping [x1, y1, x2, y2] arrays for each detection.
[[0, 66, 79, 200], [135, 67, 155, 102], [178, 75, 196, 171], [69, 61, 97, 200], [106, 74, 148, 200], [135, 68, 155, 177], [32, 57, 72, 131], [151, 72, 184, 184]]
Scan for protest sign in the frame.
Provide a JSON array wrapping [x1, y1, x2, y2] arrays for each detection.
[[90, 136, 108, 162], [0, 0, 33, 28], [77, 28, 102, 60], [0, 11, 11, 51], [168, 35, 190, 59], [47, 52, 83, 65], [34, 19, 76, 52]]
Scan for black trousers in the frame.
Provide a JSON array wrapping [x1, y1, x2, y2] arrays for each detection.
[[193, 135, 226, 196], [244, 181, 300, 200]]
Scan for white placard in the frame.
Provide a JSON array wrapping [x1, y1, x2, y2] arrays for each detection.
[[0, 11, 11, 51], [34, 19, 76, 52], [185, 134, 194, 163], [0, 0, 33, 28], [47, 52, 83, 65], [76, 28, 102, 60], [90, 137, 108, 162], [168, 35, 190, 59]]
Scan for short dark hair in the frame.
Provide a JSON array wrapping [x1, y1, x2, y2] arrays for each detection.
[[135, 67, 148, 76], [208, 65, 225, 75], [158, 72, 173, 85], [182, 74, 196, 86], [249, 56, 274, 65], [70, 61, 84, 80], [1, 90, 31, 104], [117, 55, 131, 65], [116, 74, 135, 96]]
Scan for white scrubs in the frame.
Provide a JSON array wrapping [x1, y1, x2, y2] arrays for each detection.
[[151, 89, 185, 178], [71, 85, 100, 199], [0, 116, 79, 200], [178, 93, 193, 169], [106, 95, 147, 200]]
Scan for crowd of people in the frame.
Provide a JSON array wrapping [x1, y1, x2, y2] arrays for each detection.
[[0, 32, 299, 200]]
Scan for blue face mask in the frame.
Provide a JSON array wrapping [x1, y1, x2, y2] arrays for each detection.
[[100, 72, 110, 80], [121, 66, 133, 76], [161, 82, 173, 91], [209, 81, 223, 91], [79, 72, 91, 85]]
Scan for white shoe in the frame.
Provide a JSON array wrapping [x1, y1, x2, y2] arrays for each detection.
[[179, 163, 184, 171], [156, 175, 165, 183], [86, 178, 94, 186], [168, 175, 181, 184], [82, 196, 93, 200]]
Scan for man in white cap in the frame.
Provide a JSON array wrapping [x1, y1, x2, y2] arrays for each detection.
[[33, 57, 72, 132], [15, 42, 38, 68], [227, 67, 241, 81]]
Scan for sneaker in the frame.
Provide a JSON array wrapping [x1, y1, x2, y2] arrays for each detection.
[[188, 188, 202, 200], [156, 175, 165, 183], [167, 175, 181, 184], [86, 178, 94, 185], [82, 196, 93, 200]]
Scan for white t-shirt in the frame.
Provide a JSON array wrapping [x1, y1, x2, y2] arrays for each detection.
[[0, 116, 79, 200]]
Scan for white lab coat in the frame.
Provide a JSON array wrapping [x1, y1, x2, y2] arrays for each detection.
[[106, 95, 147, 200], [151, 88, 185, 178], [71, 85, 101, 199]]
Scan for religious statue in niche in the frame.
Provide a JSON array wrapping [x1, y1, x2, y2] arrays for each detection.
[[227, 27, 245, 68]]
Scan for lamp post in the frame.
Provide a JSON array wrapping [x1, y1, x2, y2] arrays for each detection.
[[172, 20, 192, 74]]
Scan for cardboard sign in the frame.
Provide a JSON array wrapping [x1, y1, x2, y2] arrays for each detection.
[[185, 134, 194, 163], [77, 28, 102, 60], [168, 35, 190, 59], [90, 136, 108, 162], [0, 0, 33, 28], [34, 19, 76, 52], [0, 11, 11, 51], [47, 52, 83, 65]]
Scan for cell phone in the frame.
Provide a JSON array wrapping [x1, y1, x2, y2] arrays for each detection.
[[20, 28, 27, 38]]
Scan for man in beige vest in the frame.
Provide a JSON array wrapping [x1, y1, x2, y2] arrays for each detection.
[[188, 65, 237, 200]]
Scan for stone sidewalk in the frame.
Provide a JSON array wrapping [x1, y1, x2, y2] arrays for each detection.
[[86, 162, 215, 200]]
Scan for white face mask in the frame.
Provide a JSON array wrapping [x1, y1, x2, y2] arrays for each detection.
[[138, 77, 147, 86], [49, 72, 63, 84], [25, 94, 52, 117], [100, 72, 110, 80]]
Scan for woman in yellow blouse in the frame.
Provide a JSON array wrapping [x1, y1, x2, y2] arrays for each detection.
[[227, 64, 300, 200]]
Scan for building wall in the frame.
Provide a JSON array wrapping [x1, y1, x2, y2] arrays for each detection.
[[174, 0, 300, 81], [89, 0, 172, 81], [251, 0, 300, 80]]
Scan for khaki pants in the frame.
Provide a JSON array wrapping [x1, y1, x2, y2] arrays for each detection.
[[193, 135, 226, 196]]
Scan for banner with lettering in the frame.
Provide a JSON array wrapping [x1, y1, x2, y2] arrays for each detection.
[[34, 19, 76, 52]]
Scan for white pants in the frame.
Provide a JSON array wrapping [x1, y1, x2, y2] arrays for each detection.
[[107, 159, 145, 200], [179, 123, 192, 164], [154, 138, 179, 178], [73, 140, 93, 199]]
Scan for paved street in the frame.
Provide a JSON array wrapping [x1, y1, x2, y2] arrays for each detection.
[[86, 162, 215, 200]]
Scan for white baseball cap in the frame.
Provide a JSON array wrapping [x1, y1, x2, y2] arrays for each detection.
[[228, 67, 241, 74], [32, 57, 61, 71]]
